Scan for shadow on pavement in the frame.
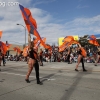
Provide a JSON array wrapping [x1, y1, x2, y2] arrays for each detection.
[[60, 64, 94, 100]]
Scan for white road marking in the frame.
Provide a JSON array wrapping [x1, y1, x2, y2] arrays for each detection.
[[47, 79, 55, 81], [0, 72, 55, 81], [50, 66, 67, 69]]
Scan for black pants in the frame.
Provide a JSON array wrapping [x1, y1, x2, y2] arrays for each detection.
[[34, 60, 40, 82], [40, 56, 43, 66], [2, 56, 5, 65], [67, 55, 70, 63], [80, 57, 85, 70]]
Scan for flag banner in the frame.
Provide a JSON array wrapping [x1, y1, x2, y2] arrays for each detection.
[[0, 31, 2, 39], [80, 47, 87, 57], [88, 35, 99, 46], [19, 4, 48, 49], [13, 47, 21, 54], [0, 41, 8, 55], [23, 46, 28, 57]]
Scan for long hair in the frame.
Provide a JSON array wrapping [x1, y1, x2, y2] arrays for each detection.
[[30, 41, 34, 49]]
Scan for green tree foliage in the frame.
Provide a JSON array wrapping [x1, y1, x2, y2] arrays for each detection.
[[79, 35, 89, 47], [79, 35, 96, 50]]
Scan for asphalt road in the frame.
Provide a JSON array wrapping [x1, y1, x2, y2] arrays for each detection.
[[0, 61, 100, 100]]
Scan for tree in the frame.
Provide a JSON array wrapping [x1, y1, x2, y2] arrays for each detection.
[[79, 35, 97, 50], [79, 35, 89, 47]]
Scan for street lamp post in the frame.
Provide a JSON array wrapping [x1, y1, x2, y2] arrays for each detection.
[[16, 24, 26, 46]]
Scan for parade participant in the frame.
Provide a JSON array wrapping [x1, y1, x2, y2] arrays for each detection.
[[75, 45, 87, 72], [33, 47, 43, 85], [25, 35, 35, 83], [66, 47, 72, 64], [2, 53, 5, 66], [25, 34, 43, 85], [94, 47, 100, 66]]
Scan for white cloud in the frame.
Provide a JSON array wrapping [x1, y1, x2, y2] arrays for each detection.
[[64, 15, 100, 36], [77, 4, 89, 9], [31, 0, 56, 7]]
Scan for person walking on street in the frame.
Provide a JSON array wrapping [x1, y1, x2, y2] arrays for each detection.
[[75, 45, 87, 72], [25, 34, 43, 85], [94, 47, 100, 66]]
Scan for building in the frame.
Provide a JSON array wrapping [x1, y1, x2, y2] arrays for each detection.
[[8, 44, 23, 56]]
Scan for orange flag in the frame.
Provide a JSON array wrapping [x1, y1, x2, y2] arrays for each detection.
[[23, 46, 29, 57], [19, 4, 48, 49], [46, 44, 52, 50], [89, 40, 99, 46], [40, 37, 46, 46], [13, 47, 21, 54], [59, 42, 70, 52], [64, 36, 74, 42], [80, 47, 87, 57], [89, 35, 96, 40], [0, 41, 8, 55], [6, 44, 12, 50], [0, 31, 2, 39]]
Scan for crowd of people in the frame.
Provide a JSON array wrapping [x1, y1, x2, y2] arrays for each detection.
[[1, 44, 100, 66], [2, 45, 100, 65]]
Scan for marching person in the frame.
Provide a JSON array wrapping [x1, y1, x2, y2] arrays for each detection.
[[25, 34, 43, 85], [2, 53, 5, 66], [75, 45, 87, 72], [94, 46, 100, 66], [66, 47, 72, 64], [0, 48, 6, 70]]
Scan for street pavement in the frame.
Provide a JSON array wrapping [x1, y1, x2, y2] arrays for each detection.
[[0, 61, 100, 100]]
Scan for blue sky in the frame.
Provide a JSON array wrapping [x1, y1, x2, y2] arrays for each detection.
[[0, 0, 100, 46]]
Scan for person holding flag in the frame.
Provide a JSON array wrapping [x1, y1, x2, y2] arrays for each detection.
[[25, 33, 43, 85], [66, 47, 72, 64], [75, 45, 87, 72]]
